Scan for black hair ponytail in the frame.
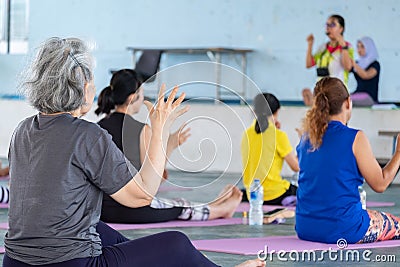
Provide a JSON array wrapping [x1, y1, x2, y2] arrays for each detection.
[[253, 93, 280, 134], [95, 86, 114, 115]]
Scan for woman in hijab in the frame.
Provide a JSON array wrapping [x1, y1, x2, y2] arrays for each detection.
[[350, 36, 380, 106]]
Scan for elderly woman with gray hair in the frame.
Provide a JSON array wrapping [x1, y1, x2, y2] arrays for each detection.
[[3, 37, 264, 267]]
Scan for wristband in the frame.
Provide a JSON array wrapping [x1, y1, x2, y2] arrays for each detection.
[[342, 46, 349, 50]]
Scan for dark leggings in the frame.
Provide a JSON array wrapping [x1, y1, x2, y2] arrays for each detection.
[[3, 221, 220, 267], [101, 204, 183, 224], [242, 184, 298, 205]]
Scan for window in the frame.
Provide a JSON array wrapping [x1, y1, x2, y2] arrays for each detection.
[[0, 0, 29, 54]]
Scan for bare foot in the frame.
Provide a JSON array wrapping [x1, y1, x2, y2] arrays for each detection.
[[212, 184, 235, 205], [209, 186, 242, 219], [0, 166, 9, 177], [302, 88, 313, 106], [236, 259, 266, 267]]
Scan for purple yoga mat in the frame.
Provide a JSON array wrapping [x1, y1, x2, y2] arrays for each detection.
[[107, 217, 243, 230], [0, 222, 7, 229], [236, 203, 295, 213], [0, 175, 9, 181], [236, 201, 395, 213], [0, 203, 8, 208], [0, 218, 243, 230], [158, 184, 192, 192], [192, 235, 400, 255], [0, 247, 4, 254], [367, 201, 395, 207]]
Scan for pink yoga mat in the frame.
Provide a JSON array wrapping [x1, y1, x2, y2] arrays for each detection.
[[0, 218, 243, 231], [0, 247, 4, 254], [236, 203, 295, 213], [0, 175, 9, 181], [107, 217, 243, 230], [192, 235, 400, 255], [367, 201, 395, 207], [0, 222, 7, 229], [158, 184, 192, 192], [235, 201, 395, 213]]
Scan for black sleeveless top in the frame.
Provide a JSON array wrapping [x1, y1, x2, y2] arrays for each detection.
[[98, 112, 145, 208], [98, 112, 145, 169]]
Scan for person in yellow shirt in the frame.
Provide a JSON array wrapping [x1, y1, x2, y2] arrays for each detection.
[[241, 93, 299, 205]]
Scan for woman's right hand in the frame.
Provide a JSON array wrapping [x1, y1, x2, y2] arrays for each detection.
[[144, 85, 189, 143], [112, 85, 189, 208], [306, 34, 314, 46]]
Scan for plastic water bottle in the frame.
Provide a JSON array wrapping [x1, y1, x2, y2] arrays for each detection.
[[358, 186, 367, 210], [249, 179, 264, 225]]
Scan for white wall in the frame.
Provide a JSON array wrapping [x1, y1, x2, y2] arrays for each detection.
[[1, 0, 400, 101]]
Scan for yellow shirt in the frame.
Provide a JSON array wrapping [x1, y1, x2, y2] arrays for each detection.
[[241, 120, 293, 201]]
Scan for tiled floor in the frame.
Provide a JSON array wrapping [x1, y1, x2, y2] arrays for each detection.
[[0, 171, 399, 266]]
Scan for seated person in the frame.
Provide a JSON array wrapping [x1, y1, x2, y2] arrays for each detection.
[[96, 69, 242, 223], [350, 36, 380, 106], [241, 93, 299, 206], [4, 37, 263, 267], [296, 77, 400, 244]]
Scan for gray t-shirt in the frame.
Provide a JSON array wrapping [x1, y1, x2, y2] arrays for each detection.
[[5, 113, 136, 265]]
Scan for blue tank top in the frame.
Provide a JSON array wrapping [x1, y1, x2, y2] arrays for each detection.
[[295, 121, 370, 244]]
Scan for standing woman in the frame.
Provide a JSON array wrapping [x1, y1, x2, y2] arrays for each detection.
[[302, 14, 354, 106], [3, 37, 264, 267], [350, 36, 380, 106], [296, 77, 400, 244], [96, 69, 242, 223]]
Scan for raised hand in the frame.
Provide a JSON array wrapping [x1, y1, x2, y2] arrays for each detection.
[[306, 34, 314, 46], [143, 85, 189, 143], [169, 125, 191, 150]]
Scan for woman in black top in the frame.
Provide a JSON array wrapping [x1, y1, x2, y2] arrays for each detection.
[[96, 69, 243, 223], [350, 36, 380, 106]]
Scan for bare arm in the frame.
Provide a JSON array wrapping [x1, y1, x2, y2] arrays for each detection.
[[353, 131, 400, 193], [340, 49, 353, 71], [337, 35, 353, 71], [139, 124, 152, 165], [352, 61, 378, 80], [111, 85, 189, 207], [306, 34, 315, 68], [284, 151, 300, 172]]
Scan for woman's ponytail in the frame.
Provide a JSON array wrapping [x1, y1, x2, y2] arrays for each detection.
[[95, 86, 114, 115], [302, 77, 349, 150]]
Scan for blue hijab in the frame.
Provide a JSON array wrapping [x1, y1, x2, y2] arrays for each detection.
[[356, 36, 379, 70]]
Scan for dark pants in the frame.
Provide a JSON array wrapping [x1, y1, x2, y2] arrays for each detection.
[[101, 203, 183, 224], [242, 184, 298, 205], [3, 221, 219, 267]]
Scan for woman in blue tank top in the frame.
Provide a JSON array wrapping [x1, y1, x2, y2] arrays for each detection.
[[296, 77, 400, 244]]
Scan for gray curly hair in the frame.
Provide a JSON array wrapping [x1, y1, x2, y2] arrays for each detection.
[[22, 37, 94, 113]]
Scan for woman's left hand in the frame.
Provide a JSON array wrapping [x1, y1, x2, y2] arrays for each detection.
[[168, 125, 191, 151]]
